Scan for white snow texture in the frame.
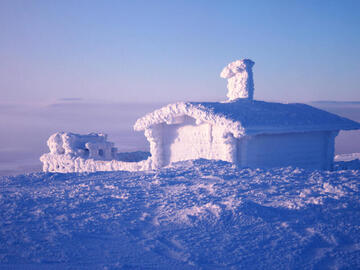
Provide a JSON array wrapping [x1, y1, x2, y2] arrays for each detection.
[[40, 132, 151, 173], [2, 157, 360, 269], [220, 59, 255, 100]]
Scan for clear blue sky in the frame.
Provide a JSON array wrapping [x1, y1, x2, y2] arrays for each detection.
[[1, 0, 359, 103]]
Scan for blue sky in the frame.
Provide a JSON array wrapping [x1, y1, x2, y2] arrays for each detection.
[[1, 0, 359, 103]]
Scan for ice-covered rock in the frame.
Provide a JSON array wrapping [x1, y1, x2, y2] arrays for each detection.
[[220, 59, 255, 101]]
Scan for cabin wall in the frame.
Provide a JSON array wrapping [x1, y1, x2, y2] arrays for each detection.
[[167, 123, 234, 164], [144, 117, 339, 170], [144, 117, 237, 168], [237, 131, 338, 170]]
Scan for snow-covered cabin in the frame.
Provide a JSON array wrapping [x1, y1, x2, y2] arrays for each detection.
[[134, 59, 360, 170], [41, 59, 360, 173]]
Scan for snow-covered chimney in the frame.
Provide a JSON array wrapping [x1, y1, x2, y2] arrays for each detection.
[[220, 59, 255, 101]]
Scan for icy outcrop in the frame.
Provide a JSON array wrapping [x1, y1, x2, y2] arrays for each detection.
[[40, 132, 151, 173], [220, 59, 255, 101]]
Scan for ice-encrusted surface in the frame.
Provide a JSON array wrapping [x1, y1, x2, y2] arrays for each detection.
[[134, 99, 360, 136], [1, 158, 360, 269], [40, 132, 152, 172], [40, 152, 152, 173], [220, 59, 255, 101]]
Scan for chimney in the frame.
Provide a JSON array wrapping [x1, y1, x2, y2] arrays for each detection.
[[220, 59, 255, 101]]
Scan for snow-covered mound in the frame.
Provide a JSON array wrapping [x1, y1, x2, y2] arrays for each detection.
[[1, 159, 360, 269]]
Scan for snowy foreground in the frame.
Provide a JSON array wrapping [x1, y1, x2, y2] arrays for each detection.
[[1, 159, 360, 269]]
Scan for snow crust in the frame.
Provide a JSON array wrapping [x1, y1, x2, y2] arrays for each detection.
[[1, 158, 360, 269], [220, 59, 255, 101]]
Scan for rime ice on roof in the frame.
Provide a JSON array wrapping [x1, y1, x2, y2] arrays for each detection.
[[220, 59, 255, 101]]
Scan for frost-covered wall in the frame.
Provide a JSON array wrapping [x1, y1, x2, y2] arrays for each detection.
[[142, 116, 238, 169], [237, 131, 338, 170], [143, 118, 338, 170], [168, 123, 234, 164]]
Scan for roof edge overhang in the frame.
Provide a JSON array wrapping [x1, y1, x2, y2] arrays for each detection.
[[134, 101, 360, 137], [133, 102, 246, 138]]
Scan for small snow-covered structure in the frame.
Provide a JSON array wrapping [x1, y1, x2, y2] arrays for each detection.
[[47, 132, 117, 160], [41, 59, 360, 172], [40, 132, 151, 173], [134, 59, 360, 170]]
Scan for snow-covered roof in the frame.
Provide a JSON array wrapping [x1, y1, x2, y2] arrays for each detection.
[[134, 99, 360, 137]]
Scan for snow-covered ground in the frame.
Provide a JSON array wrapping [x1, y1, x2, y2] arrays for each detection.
[[1, 157, 360, 269]]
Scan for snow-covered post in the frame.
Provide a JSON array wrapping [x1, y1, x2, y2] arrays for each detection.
[[144, 127, 164, 169], [220, 59, 255, 101]]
